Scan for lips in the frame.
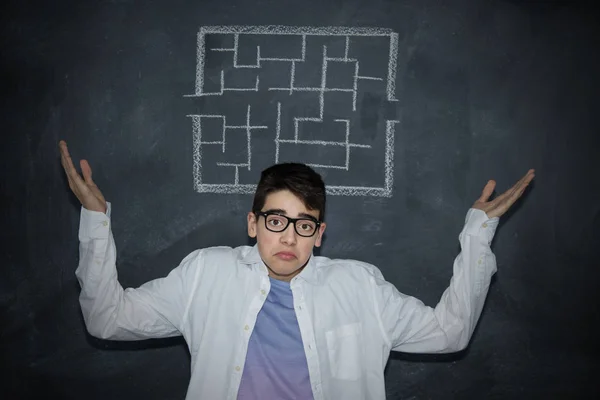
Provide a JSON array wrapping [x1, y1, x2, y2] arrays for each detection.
[[275, 251, 297, 261]]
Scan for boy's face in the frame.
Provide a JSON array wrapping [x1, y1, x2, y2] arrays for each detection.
[[247, 190, 326, 281]]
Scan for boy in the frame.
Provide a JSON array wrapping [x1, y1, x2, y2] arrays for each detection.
[[59, 140, 534, 399]]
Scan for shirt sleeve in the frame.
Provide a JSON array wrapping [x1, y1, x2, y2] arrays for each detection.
[[372, 208, 499, 353], [75, 202, 199, 341]]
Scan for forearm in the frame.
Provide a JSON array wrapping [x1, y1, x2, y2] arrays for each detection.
[[432, 210, 498, 351], [382, 208, 498, 354], [75, 204, 129, 339], [74, 204, 183, 341]]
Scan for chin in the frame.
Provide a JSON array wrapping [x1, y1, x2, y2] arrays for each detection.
[[269, 261, 303, 277], [273, 263, 301, 274]]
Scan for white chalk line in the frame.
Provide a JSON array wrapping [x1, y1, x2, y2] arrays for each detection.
[[276, 139, 370, 148], [345, 36, 350, 60], [194, 183, 394, 196], [191, 115, 202, 190], [325, 57, 357, 62], [387, 32, 399, 102], [384, 120, 400, 196], [192, 113, 397, 195], [289, 44, 331, 142], [246, 105, 252, 170], [268, 87, 354, 93], [276, 118, 371, 171], [275, 102, 281, 163], [337, 119, 351, 170], [188, 106, 268, 182], [199, 25, 394, 36], [319, 45, 328, 121], [217, 163, 249, 166], [187, 26, 399, 197], [186, 28, 397, 99], [225, 125, 269, 129]]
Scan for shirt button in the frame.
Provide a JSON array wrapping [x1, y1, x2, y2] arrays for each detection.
[[102, 221, 108, 227], [244, 325, 249, 331], [482, 223, 488, 228], [478, 259, 482, 264], [308, 344, 312, 350], [235, 366, 241, 371], [261, 290, 266, 295]]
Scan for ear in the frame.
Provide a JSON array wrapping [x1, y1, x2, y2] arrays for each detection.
[[314, 222, 326, 247], [247, 212, 258, 238]]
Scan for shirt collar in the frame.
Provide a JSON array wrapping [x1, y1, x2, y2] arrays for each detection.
[[239, 244, 321, 285]]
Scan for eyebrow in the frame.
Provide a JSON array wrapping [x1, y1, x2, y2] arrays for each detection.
[[263, 208, 319, 220]]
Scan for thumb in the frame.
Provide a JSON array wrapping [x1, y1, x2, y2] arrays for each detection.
[[80, 159, 94, 184], [478, 180, 496, 202]]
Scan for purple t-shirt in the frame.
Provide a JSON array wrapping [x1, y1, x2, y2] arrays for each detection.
[[237, 277, 313, 399]]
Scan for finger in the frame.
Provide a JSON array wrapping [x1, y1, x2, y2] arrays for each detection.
[[60, 144, 87, 191], [513, 170, 535, 198], [508, 169, 535, 199], [59, 142, 78, 175], [59, 140, 70, 158], [516, 169, 535, 187], [482, 170, 532, 210], [59, 141, 77, 173], [60, 153, 79, 188], [495, 170, 535, 211], [500, 169, 533, 201]]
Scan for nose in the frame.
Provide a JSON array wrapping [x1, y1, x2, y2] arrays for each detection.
[[280, 223, 298, 245]]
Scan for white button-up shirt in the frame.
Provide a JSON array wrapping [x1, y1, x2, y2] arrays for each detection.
[[76, 204, 498, 399]]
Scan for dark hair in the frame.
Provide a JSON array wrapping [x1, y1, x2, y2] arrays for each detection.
[[252, 163, 326, 221]]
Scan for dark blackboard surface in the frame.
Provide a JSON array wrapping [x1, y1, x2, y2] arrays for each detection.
[[2, 0, 599, 398]]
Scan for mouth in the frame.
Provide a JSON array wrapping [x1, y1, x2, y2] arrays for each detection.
[[275, 251, 297, 261]]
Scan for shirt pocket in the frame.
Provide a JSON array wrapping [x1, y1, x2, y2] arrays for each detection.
[[325, 322, 363, 381]]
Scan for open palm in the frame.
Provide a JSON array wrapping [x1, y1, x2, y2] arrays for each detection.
[[473, 169, 535, 219], [59, 140, 107, 213]]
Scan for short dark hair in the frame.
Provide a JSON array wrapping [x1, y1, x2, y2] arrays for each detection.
[[252, 163, 326, 221]]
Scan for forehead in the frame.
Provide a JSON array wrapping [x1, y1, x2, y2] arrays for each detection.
[[263, 190, 319, 217]]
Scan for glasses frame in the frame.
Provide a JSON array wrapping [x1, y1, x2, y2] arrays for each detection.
[[255, 211, 322, 238]]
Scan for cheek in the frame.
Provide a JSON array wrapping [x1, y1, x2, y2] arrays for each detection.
[[256, 231, 276, 253], [298, 240, 317, 258]]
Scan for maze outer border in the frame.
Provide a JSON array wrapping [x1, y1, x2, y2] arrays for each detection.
[[189, 26, 399, 197]]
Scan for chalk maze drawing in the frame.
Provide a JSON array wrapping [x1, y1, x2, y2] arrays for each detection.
[[186, 26, 399, 196]]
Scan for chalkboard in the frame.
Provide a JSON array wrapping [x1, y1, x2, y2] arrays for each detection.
[[2, 0, 599, 398]]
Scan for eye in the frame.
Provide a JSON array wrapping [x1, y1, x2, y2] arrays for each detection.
[[298, 221, 316, 232], [267, 216, 285, 226]]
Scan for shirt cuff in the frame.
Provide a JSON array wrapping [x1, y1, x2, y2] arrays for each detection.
[[78, 202, 112, 241], [462, 208, 499, 244]]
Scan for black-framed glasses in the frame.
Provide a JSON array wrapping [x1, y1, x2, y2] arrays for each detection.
[[255, 211, 321, 237]]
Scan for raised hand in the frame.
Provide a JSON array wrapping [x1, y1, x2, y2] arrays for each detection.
[[59, 140, 107, 213], [472, 169, 535, 219]]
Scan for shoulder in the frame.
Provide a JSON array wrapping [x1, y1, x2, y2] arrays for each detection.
[[314, 255, 386, 283], [178, 245, 254, 269]]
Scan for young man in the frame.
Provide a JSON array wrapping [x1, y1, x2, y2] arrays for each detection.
[[59, 140, 534, 399]]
